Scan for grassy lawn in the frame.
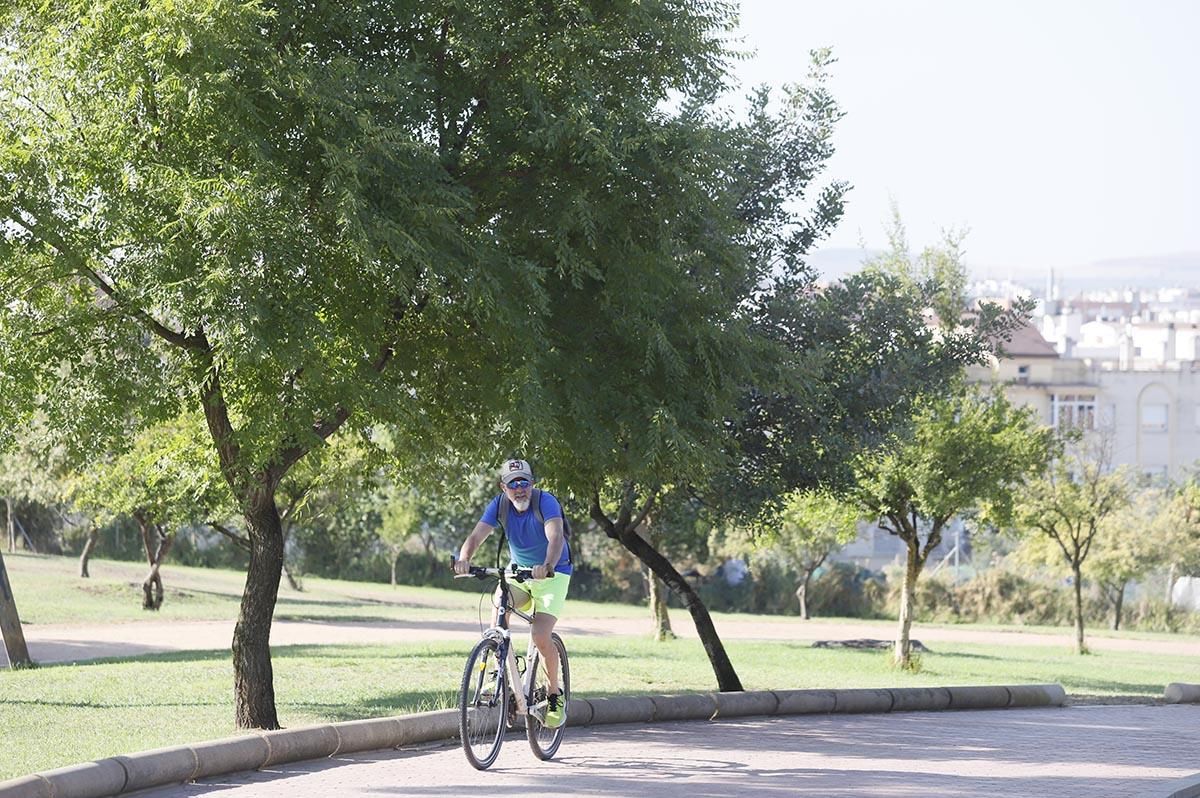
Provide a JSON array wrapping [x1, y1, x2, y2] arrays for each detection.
[[4, 551, 650, 626], [2, 552, 1200, 780]]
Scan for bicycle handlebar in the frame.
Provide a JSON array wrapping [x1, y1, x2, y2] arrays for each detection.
[[449, 556, 535, 583]]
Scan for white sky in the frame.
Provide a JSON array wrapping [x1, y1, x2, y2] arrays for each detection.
[[730, 0, 1200, 281]]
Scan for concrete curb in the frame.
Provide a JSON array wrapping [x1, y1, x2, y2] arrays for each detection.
[[0, 684, 1066, 798], [1164, 683, 1200, 704], [1141, 772, 1200, 798]]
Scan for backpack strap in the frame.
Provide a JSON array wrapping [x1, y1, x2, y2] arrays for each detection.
[[493, 493, 510, 568], [530, 488, 545, 526]]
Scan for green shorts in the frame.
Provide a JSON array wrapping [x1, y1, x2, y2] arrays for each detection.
[[507, 572, 571, 619]]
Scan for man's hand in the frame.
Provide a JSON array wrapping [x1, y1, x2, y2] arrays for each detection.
[[452, 558, 472, 576], [532, 563, 554, 580]]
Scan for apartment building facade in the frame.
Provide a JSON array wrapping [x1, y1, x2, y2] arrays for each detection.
[[970, 296, 1200, 480]]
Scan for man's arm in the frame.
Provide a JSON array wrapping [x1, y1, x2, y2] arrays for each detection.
[[454, 521, 494, 574], [533, 517, 565, 579]]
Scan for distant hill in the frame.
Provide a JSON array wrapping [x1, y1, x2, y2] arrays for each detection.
[[970, 253, 1200, 293], [811, 248, 1199, 292]]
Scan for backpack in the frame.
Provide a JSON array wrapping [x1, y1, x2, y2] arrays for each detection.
[[494, 487, 573, 566]]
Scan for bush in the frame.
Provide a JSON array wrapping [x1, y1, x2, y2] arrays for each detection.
[[808, 562, 888, 619], [883, 567, 1200, 632]]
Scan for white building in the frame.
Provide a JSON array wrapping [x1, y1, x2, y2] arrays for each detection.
[[974, 292, 1200, 480]]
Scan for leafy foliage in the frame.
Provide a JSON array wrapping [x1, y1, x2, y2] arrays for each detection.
[[726, 216, 1034, 523], [0, 0, 768, 721], [1011, 436, 1133, 650], [851, 384, 1053, 664]]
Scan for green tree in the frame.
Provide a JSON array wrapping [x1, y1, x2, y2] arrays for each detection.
[[1012, 438, 1132, 654], [1089, 487, 1172, 630], [1161, 478, 1200, 601], [0, 1, 754, 725], [68, 414, 229, 608], [851, 386, 1052, 667], [864, 206, 970, 330], [377, 486, 421, 587], [769, 490, 860, 619], [0, 446, 69, 555], [508, 50, 853, 692], [724, 226, 1033, 522]]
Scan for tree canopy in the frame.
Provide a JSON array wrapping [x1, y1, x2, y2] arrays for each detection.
[[0, 0, 812, 724]]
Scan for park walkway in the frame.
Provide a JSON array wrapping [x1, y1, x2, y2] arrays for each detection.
[[9, 613, 1200, 666], [126, 704, 1200, 798]]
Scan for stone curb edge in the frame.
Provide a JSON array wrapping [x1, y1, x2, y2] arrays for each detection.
[[0, 683, 1069, 798], [1143, 772, 1200, 798]]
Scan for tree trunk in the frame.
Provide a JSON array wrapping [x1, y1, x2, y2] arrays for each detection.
[[4, 497, 13, 553], [141, 526, 173, 611], [0, 549, 31, 668], [1072, 564, 1087, 654], [79, 526, 99, 578], [282, 561, 303, 592], [593, 501, 741, 691], [233, 493, 286, 730], [1111, 581, 1125, 631], [796, 568, 815, 620], [894, 541, 921, 668], [136, 515, 172, 611], [280, 524, 303, 592], [648, 571, 675, 641], [390, 553, 398, 587]]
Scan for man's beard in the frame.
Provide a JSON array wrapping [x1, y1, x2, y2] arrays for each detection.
[[512, 496, 531, 513]]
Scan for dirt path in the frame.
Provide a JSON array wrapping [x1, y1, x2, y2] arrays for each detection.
[[7, 612, 1200, 666]]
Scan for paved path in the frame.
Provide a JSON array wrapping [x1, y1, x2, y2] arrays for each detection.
[[10, 614, 1200, 666], [129, 705, 1200, 798]]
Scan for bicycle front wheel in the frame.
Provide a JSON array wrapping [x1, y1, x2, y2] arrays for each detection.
[[526, 632, 570, 760], [459, 636, 508, 770]]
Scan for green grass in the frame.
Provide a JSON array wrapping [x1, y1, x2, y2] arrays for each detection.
[[3, 552, 1200, 780], [3, 551, 649, 626]]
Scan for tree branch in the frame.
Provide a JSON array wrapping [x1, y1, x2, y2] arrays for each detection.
[[4, 201, 205, 352], [209, 521, 251, 552], [589, 490, 617, 539]]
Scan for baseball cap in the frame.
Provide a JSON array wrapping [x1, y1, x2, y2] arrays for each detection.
[[499, 458, 534, 484]]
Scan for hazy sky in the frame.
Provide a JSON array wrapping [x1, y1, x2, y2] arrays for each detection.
[[730, 0, 1200, 282]]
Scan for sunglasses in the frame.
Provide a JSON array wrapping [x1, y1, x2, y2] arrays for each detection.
[[504, 478, 532, 490]]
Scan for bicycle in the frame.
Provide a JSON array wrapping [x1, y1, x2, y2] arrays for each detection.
[[453, 560, 571, 770]]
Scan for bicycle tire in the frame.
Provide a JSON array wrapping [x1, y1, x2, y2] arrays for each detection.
[[526, 632, 570, 760], [459, 636, 508, 770]]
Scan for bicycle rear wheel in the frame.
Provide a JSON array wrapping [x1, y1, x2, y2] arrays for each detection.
[[459, 636, 508, 770], [526, 632, 570, 760]]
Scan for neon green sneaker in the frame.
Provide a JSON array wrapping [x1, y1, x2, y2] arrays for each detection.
[[543, 692, 566, 729]]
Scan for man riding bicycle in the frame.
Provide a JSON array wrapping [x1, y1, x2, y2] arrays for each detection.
[[453, 458, 571, 728]]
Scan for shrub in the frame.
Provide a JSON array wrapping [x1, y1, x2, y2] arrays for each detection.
[[809, 562, 888, 619]]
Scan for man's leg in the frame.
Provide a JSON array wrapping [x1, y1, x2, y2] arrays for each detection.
[[531, 611, 560, 693], [495, 583, 533, 626]]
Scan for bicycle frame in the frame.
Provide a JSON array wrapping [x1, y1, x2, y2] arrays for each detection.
[[487, 586, 539, 719], [458, 562, 544, 722]]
